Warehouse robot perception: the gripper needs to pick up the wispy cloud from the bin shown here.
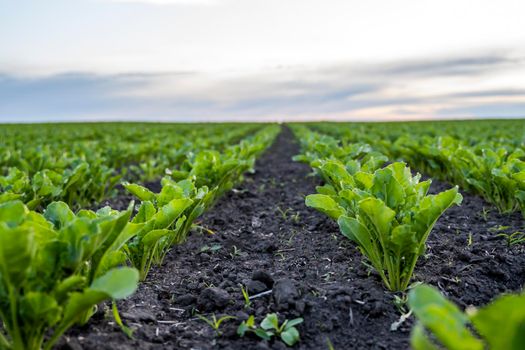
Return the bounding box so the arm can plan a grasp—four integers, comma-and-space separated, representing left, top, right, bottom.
376, 54, 517, 77
1, 50, 525, 122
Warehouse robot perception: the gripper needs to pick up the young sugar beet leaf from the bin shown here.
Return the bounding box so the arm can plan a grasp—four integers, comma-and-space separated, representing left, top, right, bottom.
408, 284, 525, 350
306, 162, 462, 291
261, 313, 304, 346
237, 313, 304, 347
0, 200, 140, 350
197, 314, 237, 336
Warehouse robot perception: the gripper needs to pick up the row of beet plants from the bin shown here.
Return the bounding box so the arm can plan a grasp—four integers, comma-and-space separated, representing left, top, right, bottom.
313, 121, 525, 218
0, 124, 259, 211
0, 125, 279, 350
291, 125, 525, 349
292, 125, 462, 292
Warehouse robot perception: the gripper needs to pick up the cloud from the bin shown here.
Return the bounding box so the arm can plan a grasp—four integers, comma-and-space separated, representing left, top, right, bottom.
371, 54, 518, 78
1, 50, 525, 122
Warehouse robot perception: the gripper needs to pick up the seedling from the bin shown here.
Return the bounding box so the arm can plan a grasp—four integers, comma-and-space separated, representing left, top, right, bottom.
237, 313, 304, 346
497, 231, 525, 246
200, 244, 222, 253
276, 206, 293, 220
230, 245, 244, 258
240, 284, 252, 309
393, 293, 409, 314
197, 314, 236, 336
467, 232, 473, 246
287, 230, 299, 244
290, 211, 301, 223
480, 207, 490, 221
488, 225, 510, 232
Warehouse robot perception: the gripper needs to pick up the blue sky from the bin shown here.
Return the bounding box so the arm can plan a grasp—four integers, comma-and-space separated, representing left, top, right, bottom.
1, 0, 525, 122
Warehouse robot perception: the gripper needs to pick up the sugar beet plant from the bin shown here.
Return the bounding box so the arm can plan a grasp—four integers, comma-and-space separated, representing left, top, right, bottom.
292, 125, 462, 291
123, 178, 203, 280
0, 200, 139, 350
306, 161, 462, 291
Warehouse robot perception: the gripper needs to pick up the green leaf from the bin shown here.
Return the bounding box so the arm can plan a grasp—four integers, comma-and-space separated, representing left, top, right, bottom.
54, 275, 86, 302
0, 225, 35, 287
157, 184, 185, 207
281, 327, 300, 346
358, 197, 395, 243
123, 183, 156, 202
237, 322, 250, 337
20, 292, 61, 327
261, 313, 279, 331
153, 198, 193, 229
254, 328, 273, 340
90, 267, 139, 300
0, 200, 28, 227
305, 194, 345, 220
285, 317, 304, 329
370, 166, 405, 210
470, 293, 525, 350
411, 323, 440, 350
53, 289, 110, 343
44, 202, 75, 229
142, 229, 172, 247
337, 216, 379, 266
408, 285, 483, 350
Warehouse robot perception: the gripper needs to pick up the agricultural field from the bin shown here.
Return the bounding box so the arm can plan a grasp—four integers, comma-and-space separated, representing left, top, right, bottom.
0, 120, 524, 349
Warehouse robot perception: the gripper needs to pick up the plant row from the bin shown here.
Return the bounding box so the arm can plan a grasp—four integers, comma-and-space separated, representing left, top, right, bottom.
311, 120, 525, 217
291, 124, 525, 349
291, 125, 462, 291
0, 125, 280, 350
0, 123, 261, 210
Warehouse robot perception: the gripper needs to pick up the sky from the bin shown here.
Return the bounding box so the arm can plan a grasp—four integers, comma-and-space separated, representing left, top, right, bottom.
1, 0, 525, 122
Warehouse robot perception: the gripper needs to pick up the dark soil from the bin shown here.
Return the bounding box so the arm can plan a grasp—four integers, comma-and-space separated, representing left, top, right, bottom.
62, 127, 525, 350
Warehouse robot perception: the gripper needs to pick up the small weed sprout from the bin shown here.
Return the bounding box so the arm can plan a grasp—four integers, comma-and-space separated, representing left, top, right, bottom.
240, 284, 252, 309
393, 294, 408, 314
276, 206, 292, 220
480, 207, 490, 221
290, 211, 301, 223
230, 245, 243, 258
497, 231, 525, 246
197, 314, 236, 336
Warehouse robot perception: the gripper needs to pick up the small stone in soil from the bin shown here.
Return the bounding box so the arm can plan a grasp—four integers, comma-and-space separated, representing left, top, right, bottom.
121, 308, 156, 322
251, 216, 262, 228
273, 279, 299, 309
247, 280, 268, 294
197, 287, 231, 311
252, 270, 274, 287
174, 293, 196, 307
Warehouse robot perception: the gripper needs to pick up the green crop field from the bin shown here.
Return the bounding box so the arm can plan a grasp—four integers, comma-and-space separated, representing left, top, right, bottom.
0, 120, 524, 349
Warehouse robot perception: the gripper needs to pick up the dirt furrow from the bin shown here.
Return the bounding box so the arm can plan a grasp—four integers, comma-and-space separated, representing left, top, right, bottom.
63, 127, 525, 350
